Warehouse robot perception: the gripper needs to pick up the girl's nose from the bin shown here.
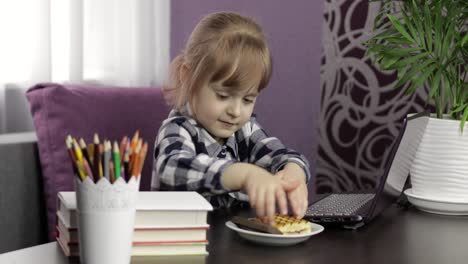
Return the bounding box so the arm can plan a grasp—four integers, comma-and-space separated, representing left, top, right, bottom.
227, 100, 241, 117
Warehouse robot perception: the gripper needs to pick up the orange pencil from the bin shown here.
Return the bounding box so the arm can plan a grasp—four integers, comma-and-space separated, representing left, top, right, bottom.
129, 131, 140, 165
133, 142, 148, 178
130, 139, 142, 175
131, 130, 139, 152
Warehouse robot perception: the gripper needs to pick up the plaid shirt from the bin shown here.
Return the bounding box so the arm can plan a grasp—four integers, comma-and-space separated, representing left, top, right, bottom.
151, 109, 311, 208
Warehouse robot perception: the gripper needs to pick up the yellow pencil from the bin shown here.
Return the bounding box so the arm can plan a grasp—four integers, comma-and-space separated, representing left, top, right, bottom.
75, 157, 87, 181
73, 138, 84, 166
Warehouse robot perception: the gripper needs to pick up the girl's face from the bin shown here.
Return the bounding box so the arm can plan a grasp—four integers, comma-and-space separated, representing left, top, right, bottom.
191, 82, 258, 144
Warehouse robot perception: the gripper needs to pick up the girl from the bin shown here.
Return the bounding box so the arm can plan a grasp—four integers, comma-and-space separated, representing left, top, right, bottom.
152, 12, 310, 224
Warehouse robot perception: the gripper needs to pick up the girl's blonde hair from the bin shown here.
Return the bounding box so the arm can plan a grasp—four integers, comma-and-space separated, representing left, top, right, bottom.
163, 12, 272, 111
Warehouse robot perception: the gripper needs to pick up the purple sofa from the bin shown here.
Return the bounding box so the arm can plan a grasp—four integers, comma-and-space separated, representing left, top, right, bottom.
26, 83, 170, 240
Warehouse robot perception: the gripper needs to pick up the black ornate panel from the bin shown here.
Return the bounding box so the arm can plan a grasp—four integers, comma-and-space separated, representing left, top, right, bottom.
317, 0, 429, 193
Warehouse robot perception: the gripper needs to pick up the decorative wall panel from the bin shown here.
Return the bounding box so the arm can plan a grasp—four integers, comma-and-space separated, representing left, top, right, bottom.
318, 0, 429, 193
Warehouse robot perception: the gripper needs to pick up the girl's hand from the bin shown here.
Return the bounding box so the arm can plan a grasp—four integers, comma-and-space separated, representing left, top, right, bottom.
276, 163, 308, 219
243, 167, 300, 225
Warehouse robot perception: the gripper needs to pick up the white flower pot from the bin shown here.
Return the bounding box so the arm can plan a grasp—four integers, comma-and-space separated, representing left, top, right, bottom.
410, 116, 468, 202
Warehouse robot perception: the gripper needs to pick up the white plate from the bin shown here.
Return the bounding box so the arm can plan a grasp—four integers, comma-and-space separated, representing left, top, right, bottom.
225, 220, 324, 246
404, 188, 468, 215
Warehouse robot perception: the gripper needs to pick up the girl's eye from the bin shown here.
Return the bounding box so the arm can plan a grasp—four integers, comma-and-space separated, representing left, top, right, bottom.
243, 98, 254, 104
216, 93, 229, 100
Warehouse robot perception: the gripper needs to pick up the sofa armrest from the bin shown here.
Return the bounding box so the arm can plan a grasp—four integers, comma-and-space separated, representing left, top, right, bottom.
0, 132, 48, 253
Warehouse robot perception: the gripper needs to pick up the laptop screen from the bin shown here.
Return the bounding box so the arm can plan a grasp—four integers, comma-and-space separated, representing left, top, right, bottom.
369, 112, 429, 218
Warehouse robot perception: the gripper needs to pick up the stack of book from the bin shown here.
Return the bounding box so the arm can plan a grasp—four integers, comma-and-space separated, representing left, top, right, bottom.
56, 192, 212, 257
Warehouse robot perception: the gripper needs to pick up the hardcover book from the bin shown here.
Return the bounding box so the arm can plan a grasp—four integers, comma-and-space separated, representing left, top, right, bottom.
57, 191, 213, 228
56, 212, 209, 243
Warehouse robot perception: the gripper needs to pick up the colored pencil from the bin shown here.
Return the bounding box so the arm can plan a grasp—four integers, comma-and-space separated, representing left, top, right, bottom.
66, 135, 81, 180
103, 140, 111, 180
72, 138, 84, 166
76, 162, 87, 181
132, 141, 147, 178
87, 143, 94, 163
92, 133, 101, 179
137, 142, 148, 177
109, 160, 115, 183
66, 131, 146, 183
121, 165, 125, 181
119, 136, 128, 163
79, 138, 91, 165
129, 131, 139, 166
123, 148, 130, 181
130, 139, 142, 175
98, 143, 104, 177
113, 141, 121, 181
83, 159, 94, 181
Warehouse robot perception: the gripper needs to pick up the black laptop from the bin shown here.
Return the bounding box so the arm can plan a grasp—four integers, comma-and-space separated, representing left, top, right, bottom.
304, 112, 430, 229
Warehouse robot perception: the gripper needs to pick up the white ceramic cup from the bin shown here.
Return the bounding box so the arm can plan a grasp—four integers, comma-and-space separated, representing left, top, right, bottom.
75, 176, 140, 264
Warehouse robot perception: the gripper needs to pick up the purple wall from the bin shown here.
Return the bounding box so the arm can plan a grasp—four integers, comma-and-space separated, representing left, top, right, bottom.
171, 0, 323, 190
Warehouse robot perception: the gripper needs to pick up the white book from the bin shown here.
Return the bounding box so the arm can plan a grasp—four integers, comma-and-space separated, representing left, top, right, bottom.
57, 191, 213, 228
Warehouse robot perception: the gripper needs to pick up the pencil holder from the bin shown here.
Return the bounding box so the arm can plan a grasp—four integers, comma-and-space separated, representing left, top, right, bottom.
74, 176, 140, 264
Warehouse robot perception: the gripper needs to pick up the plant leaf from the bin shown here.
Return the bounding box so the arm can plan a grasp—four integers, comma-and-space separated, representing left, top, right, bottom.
381, 56, 400, 70
443, 72, 452, 113
461, 106, 468, 133
385, 37, 414, 45
387, 52, 429, 70
381, 47, 422, 57
441, 24, 454, 60
426, 68, 442, 104
411, 0, 426, 50
387, 14, 415, 43
394, 59, 434, 89
370, 28, 399, 40
424, 4, 433, 52
451, 103, 467, 114
434, 1, 442, 56
400, 4, 419, 41
462, 34, 468, 47
404, 64, 437, 96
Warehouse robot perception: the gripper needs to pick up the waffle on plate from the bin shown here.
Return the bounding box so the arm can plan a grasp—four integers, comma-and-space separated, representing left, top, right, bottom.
252, 215, 311, 235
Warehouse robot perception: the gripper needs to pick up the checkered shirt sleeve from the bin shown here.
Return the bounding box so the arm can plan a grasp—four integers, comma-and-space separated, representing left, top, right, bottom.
238, 117, 311, 182
152, 118, 235, 193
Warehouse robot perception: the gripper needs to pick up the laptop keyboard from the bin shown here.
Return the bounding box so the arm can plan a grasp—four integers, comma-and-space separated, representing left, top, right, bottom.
306, 193, 375, 216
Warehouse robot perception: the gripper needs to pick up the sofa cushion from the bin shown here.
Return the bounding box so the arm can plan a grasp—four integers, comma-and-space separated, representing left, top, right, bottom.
26, 83, 169, 240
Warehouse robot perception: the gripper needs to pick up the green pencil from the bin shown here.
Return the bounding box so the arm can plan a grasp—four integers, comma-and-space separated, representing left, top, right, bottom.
113, 141, 121, 180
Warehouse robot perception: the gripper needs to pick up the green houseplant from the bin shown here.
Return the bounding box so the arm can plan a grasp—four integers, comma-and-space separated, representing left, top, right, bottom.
366, 0, 467, 129
366, 0, 468, 213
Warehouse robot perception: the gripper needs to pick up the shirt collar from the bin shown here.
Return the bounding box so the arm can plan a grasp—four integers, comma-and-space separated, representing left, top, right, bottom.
174, 104, 238, 157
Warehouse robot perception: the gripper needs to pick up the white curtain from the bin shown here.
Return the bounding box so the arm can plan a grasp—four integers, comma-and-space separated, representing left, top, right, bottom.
0, 0, 170, 133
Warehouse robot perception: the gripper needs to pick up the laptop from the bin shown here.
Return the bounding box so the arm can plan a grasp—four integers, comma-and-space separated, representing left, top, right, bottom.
304, 112, 430, 229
